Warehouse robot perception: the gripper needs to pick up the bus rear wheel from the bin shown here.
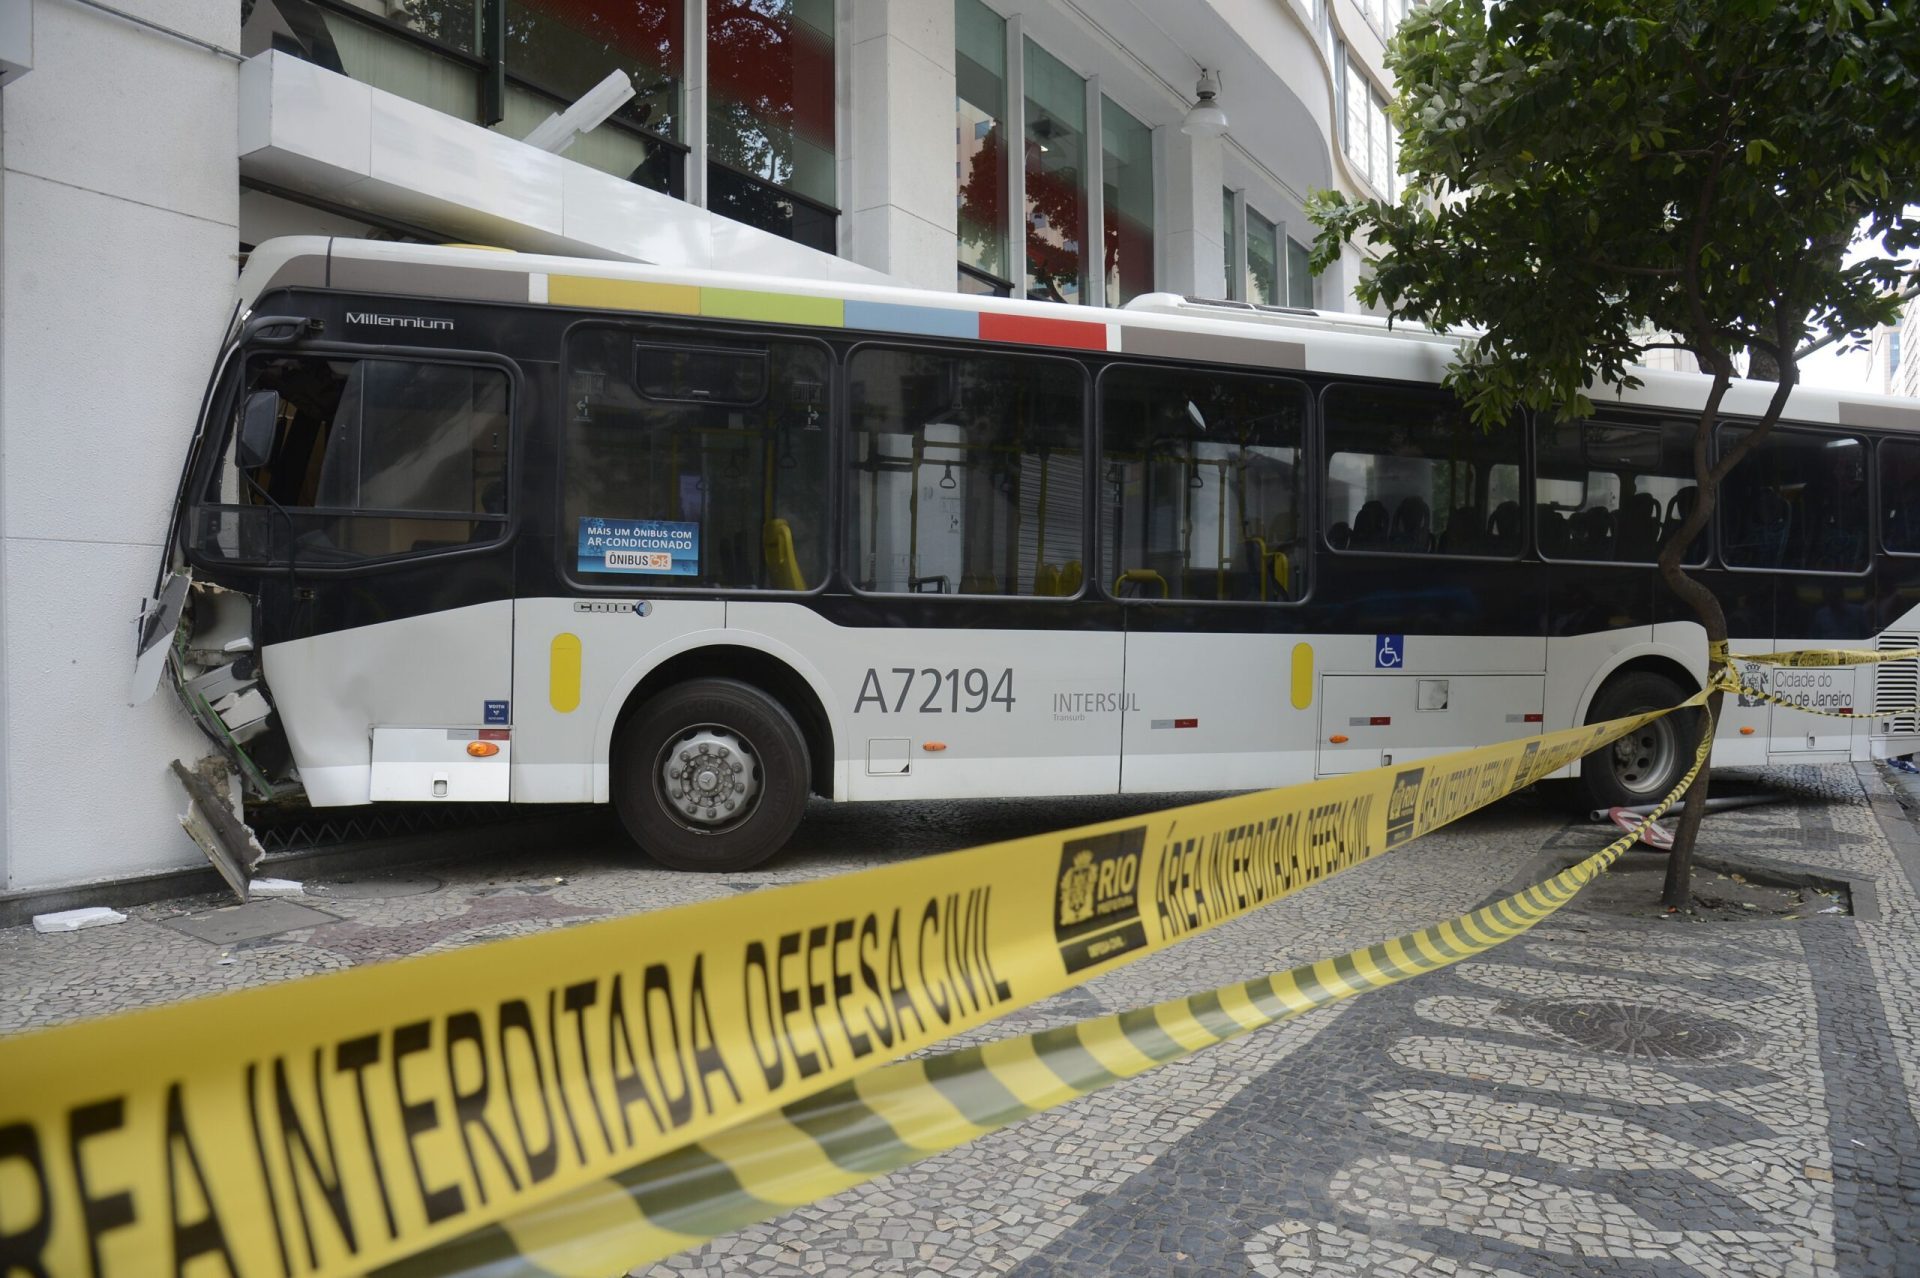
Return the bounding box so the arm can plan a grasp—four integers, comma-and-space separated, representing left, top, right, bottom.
613, 678, 809, 872
1579, 671, 1698, 811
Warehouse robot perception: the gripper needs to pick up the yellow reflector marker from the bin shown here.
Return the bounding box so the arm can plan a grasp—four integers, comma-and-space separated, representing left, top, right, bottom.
466, 741, 499, 758
551, 632, 583, 713
1291, 642, 1314, 709
548, 275, 701, 314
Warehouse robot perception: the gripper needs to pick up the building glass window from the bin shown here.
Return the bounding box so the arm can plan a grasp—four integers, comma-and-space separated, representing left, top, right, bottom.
1721, 427, 1868, 572
1286, 236, 1313, 309
501, 0, 685, 196
1102, 98, 1154, 306
1246, 208, 1280, 306
849, 347, 1084, 596
708, 0, 838, 252
1222, 188, 1238, 300
565, 326, 831, 590
1342, 59, 1396, 196
956, 0, 1010, 289
1324, 385, 1522, 556
1023, 38, 1087, 306
244, 0, 483, 122
1101, 366, 1309, 602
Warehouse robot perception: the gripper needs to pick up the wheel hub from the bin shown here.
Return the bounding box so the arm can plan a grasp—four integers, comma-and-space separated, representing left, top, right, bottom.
659, 727, 760, 829
1610, 716, 1677, 795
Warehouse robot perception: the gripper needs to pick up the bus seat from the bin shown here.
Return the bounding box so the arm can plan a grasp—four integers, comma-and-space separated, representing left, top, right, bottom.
763, 518, 806, 590
1390, 496, 1432, 551
1060, 560, 1084, 594
1440, 505, 1483, 554
1575, 507, 1615, 558
1351, 501, 1390, 549
1034, 563, 1062, 596
1617, 493, 1661, 560
1328, 521, 1352, 549
1536, 505, 1570, 557
1487, 501, 1520, 550
1114, 568, 1169, 598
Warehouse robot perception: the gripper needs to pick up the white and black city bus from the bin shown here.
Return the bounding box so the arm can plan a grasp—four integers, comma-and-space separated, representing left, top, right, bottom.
143, 237, 1920, 870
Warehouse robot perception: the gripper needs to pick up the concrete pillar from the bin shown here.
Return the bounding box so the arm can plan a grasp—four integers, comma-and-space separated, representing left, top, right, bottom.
1158, 123, 1227, 299
0, 0, 240, 891
845, 0, 957, 291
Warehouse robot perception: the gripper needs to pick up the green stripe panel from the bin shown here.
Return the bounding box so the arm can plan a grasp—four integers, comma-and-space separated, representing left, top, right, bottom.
701, 287, 846, 327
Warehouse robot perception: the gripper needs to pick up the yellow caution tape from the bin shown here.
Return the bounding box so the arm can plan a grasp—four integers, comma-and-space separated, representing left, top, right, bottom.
1723, 643, 1920, 669
0, 693, 1705, 1277
385, 713, 1718, 1278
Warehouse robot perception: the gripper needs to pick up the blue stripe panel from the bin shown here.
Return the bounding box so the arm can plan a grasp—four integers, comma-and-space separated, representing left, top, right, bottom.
844, 300, 979, 340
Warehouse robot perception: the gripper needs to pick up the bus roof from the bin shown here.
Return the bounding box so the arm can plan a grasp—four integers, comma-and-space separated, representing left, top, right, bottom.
237, 236, 1920, 434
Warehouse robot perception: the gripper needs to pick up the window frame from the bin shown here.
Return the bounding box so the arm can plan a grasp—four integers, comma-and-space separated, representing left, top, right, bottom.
1094, 360, 1317, 608
184, 341, 523, 578
1317, 380, 1528, 565
1530, 411, 1712, 569
1877, 434, 1920, 558
842, 337, 1093, 605
557, 317, 837, 598
1715, 419, 1874, 578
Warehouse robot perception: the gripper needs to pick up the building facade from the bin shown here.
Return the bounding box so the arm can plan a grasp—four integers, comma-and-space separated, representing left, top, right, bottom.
0, 0, 1407, 893
1868, 299, 1920, 401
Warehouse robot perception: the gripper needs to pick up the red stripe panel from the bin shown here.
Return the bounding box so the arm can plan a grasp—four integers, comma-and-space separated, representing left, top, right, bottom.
978, 311, 1109, 351
1174, 718, 1199, 729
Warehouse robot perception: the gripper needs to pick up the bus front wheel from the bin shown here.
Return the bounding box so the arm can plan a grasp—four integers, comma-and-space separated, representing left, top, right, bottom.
1579, 671, 1699, 811
613, 678, 810, 872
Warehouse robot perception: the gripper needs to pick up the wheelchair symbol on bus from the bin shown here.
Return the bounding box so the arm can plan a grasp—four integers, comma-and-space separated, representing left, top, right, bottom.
1375, 634, 1404, 669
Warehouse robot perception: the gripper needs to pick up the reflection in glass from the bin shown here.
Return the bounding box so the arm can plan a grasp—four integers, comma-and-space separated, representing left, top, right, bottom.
1023, 38, 1087, 305
708, 0, 836, 207
1246, 208, 1279, 306
504, 0, 681, 138
1222, 188, 1237, 299
956, 0, 1009, 285
1534, 416, 1705, 563
1102, 98, 1154, 305
1287, 236, 1314, 309
1720, 427, 1868, 572
242, 0, 483, 120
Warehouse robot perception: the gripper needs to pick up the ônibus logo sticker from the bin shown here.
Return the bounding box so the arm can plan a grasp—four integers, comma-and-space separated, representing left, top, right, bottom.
578, 517, 699, 576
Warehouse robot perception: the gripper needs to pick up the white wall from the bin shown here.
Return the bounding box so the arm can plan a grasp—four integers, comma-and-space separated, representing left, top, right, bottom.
0, 0, 240, 891
846, 0, 958, 290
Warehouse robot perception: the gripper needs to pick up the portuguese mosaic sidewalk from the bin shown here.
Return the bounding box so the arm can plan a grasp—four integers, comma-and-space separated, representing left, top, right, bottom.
3, 762, 1919, 1277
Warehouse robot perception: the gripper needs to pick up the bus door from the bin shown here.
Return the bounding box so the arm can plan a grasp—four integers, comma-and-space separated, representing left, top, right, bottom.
1102, 366, 1315, 793
1720, 425, 1871, 761
183, 339, 519, 806
1311, 384, 1546, 777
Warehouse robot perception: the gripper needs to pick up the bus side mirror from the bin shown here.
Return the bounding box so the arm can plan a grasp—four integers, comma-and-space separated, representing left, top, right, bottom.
237, 390, 281, 470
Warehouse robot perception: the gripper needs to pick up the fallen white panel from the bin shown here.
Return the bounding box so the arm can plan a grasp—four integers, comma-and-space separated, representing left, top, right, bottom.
33, 906, 127, 934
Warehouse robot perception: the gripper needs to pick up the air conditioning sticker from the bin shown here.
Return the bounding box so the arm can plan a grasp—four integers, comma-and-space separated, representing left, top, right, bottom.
578, 517, 699, 576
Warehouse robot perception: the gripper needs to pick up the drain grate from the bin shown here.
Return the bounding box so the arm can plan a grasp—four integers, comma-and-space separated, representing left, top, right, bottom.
1510, 999, 1750, 1061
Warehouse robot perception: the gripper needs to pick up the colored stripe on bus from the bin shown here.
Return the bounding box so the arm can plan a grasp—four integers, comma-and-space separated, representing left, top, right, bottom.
547, 275, 701, 315
978, 311, 1110, 351
843, 300, 979, 340
701, 287, 845, 328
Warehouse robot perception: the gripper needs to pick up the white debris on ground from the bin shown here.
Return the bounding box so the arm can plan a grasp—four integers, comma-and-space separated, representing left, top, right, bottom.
248, 878, 304, 897
31, 906, 127, 934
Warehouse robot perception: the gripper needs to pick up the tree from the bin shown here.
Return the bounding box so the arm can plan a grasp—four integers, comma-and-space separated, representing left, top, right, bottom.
1310, 0, 1920, 908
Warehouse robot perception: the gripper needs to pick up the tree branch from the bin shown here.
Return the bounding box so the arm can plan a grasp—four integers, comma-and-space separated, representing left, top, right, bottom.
1794, 281, 1920, 360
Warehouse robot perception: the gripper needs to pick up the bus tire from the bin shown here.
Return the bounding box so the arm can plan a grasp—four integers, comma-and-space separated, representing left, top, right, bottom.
613, 678, 810, 872
1579, 671, 1699, 811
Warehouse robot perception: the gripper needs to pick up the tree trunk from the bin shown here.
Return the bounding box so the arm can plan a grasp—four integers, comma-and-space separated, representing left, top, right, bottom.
1653, 501, 1725, 912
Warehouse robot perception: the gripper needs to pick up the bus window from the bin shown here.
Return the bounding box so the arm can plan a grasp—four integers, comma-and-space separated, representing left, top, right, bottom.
1098, 365, 1308, 602
1323, 385, 1521, 557
1720, 425, 1868, 572
1882, 439, 1920, 554
848, 346, 1083, 596
565, 328, 830, 590
193, 355, 509, 565
1533, 416, 1705, 563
